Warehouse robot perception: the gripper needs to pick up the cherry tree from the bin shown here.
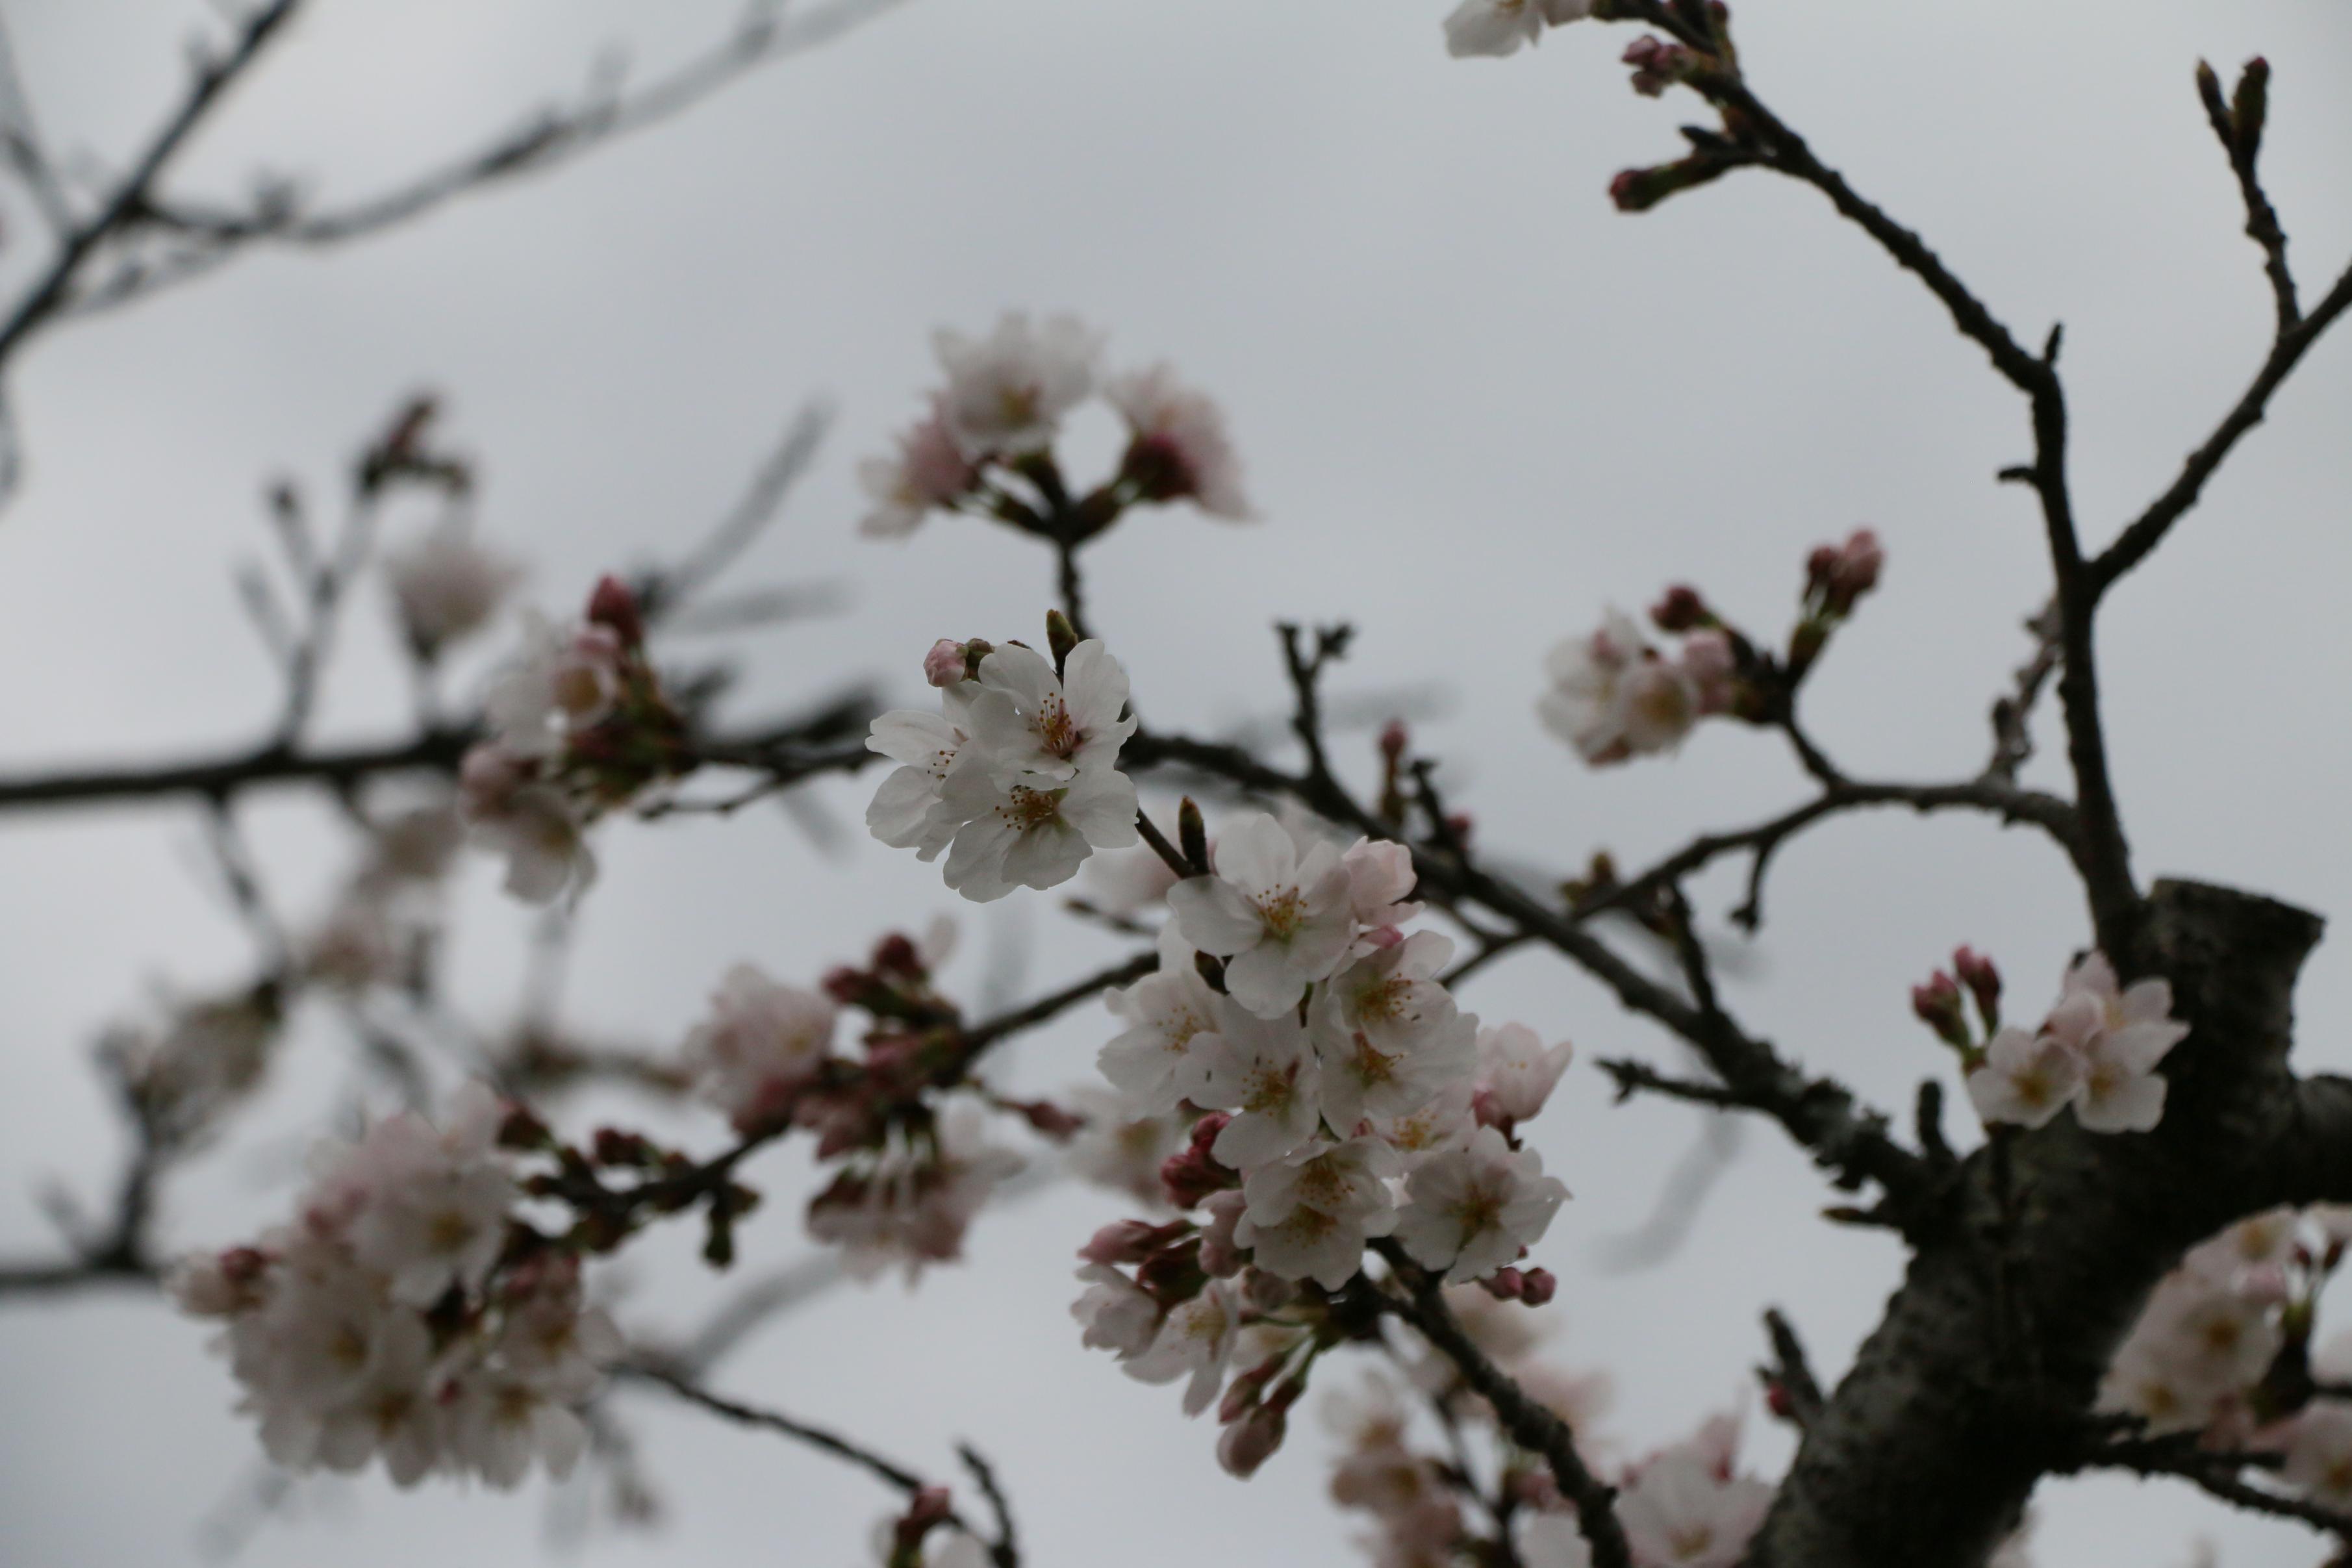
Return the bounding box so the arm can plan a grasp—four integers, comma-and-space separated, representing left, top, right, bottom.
3, 3, 2352, 1567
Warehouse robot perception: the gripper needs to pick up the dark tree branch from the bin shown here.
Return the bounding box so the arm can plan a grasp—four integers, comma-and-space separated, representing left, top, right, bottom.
2071, 1433, 2352, 1539
0, 1, 304, 374
2089, 257, 2352, 600
1374, 1241, 1632, 1568
1760, 1307, 1826, 1430
621, 1361, 946, 1499
956, 1443, 1022, 1568
2194, 58, 2299, 335
49, 1, 915, 327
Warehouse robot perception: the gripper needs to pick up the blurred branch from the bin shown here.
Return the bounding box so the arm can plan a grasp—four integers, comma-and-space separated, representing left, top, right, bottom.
41, 0, 917, 327
0, 0, 303, 380
639, 401, 835, 626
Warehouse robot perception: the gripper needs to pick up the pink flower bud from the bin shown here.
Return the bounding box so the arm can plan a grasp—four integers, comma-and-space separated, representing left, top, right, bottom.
1483, 1267, 1528, 1301
1378, 720, 1410, 763
1217, 1400, 1289, 1479
585, 574, 644, 647
1218, 1355, 1281, 1424
1911, 971, 1970, 1048
1519, 1267, 1558, 1306
1650, 584, 1710, 632
1953, 945, 2001, 1028
1079, 1219, 1186, 1267
923, 639, 970, 689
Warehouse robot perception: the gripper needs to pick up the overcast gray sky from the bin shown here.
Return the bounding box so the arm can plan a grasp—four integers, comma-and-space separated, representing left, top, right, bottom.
3, 1, 2350, 1563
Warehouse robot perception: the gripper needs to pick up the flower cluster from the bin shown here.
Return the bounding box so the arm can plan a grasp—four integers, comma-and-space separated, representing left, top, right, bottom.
1070, 811, 1574, 1473
169, 1083, 618, 1487
865, 624, 1141, 902
676, 929, 1026, 1281
2099, 1207, 2352, 1450
1539, 608, 1734, 766
1928, 951, 2189, 1134
859, 311, 1250, 540
458, 575, 689, 904
1540, 531, 1888, 768
1443, 0, 1591, 60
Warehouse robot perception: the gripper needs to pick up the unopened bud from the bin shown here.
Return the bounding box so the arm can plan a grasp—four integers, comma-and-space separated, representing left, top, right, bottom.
1217, 1398, 1289, 1479
1178, 796, 1210, 876
923, 639, 970, 689
1483, 1267, 1527, 1301
872, 933, 924, 976
1911, 971, 1971, 1050
1044, 609, 1080, 674
1010, 1097, 1083, 1140
1650, 584, 1710, 632
1079, 1219, 1187, 1267
1519, 1267, 1558, 1306
585, 574, 644, 647
2232, 57, 2270, 160
1953, 946, 2001, 1030
592, 1127, 653, 1167
497, 1104, 551, 1150
1378, 720, 1410, 763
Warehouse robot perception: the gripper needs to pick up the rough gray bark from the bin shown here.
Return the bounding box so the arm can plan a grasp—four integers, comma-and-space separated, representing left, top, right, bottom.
1749, 879, 2326, 1567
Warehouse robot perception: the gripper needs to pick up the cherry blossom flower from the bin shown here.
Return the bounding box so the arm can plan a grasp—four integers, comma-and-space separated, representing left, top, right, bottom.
1064, 1083, 1189, 1208
684, 964, 839, 1132
1107, 362, 1253, 520
1394, 1126, 1568, 1283
1964, 1024, 2084, 1130
1315, 980, 1476, 1133
483, 612, 625, 759
1444, 0, 1589, 59
1123, 1280, 1242, 1415
444, 1366, 592, 1489
1343, 838, 1424, 935
1173, 1000, 1325, 1170
1072, 1261, 1164, 1357
457, 741, 597, 905
1367, 1081, 1476, 1167
933, 312, 1102, 457
865, 686, 982, 860
1237, 1137, 1402, 1290
2043, 954, 2189, 1134
382, 515, 521, 657
2285, 1402, 2352, 1508
1539, 609, 1703, 766
343, 1083, 518, 1306
933, 761, 1141, 902
858, 403, 978, 538
805, 1108, 1022, 1281
1099, 925, 1222, 1113
1617, 1434, 1775, 1568
1167, 811, 1356, 1017
1473, 1020, 1575, 1128
967, 640, 1137, 786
